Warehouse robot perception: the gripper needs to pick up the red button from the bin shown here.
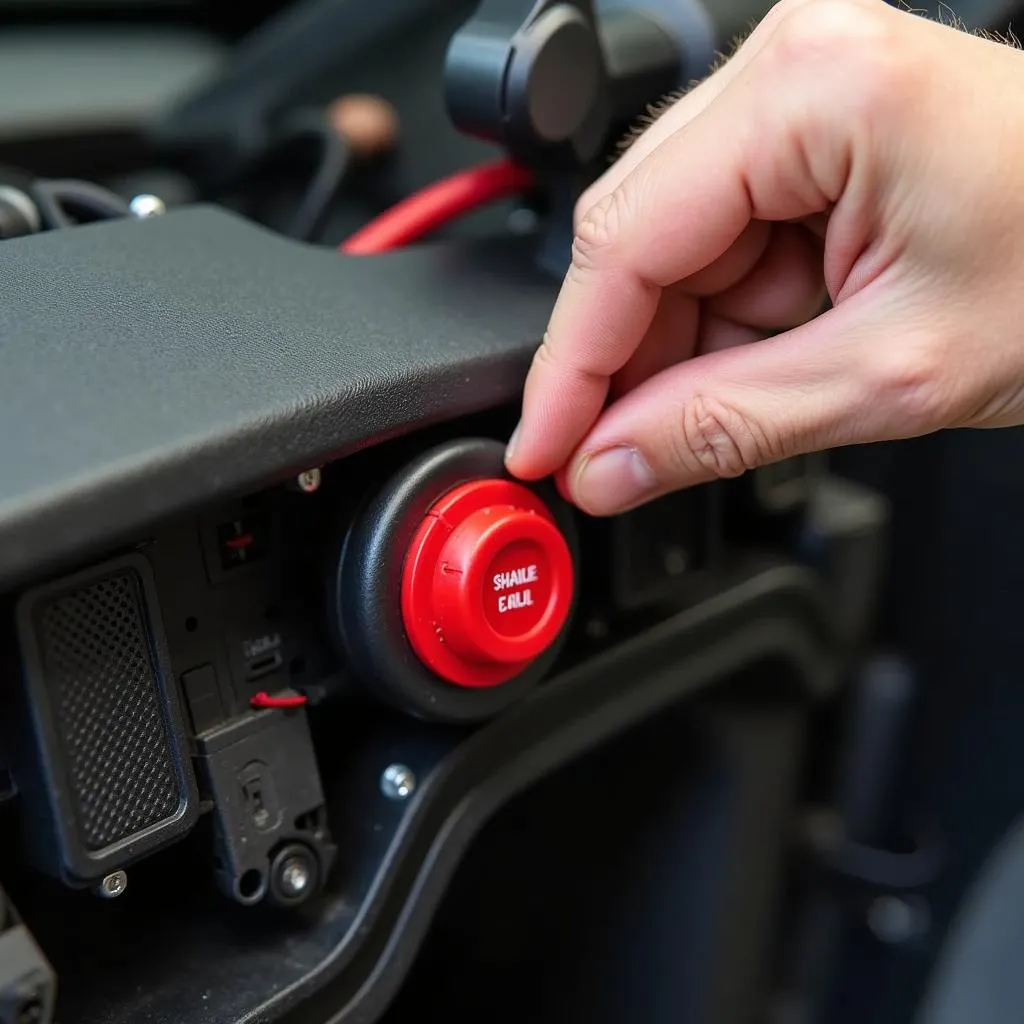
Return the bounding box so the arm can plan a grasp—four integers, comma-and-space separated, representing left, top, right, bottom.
401, 479, 574, 688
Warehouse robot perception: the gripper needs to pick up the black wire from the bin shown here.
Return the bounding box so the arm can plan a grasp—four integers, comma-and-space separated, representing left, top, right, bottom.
29, 179, 132, 231
279, 117, 353, 242
210, 113, 354, 243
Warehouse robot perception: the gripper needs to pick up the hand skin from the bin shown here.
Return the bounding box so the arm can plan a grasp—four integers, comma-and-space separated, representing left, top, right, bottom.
504, 0, 1024, 516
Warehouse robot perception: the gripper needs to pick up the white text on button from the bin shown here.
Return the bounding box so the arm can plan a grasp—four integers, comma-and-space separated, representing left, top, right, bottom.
493, 564, 538, 591
498, 589, 534, 613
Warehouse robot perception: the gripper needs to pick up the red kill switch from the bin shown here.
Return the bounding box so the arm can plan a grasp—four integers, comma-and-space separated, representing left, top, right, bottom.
401, 479, 574, 688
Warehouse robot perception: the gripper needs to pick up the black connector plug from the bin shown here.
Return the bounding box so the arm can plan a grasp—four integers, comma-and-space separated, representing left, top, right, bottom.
444, 0, 716, 173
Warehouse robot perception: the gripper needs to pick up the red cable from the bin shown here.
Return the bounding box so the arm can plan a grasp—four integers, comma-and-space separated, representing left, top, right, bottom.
251, 691, 308, 710
340, 158, 535, 255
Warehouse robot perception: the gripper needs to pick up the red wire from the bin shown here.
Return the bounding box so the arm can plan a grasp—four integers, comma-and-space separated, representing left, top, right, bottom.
340, 158, 535, 255
251, 691, 308, 709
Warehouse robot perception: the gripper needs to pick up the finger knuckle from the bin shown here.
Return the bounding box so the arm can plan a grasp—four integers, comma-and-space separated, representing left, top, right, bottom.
758, 0, 820, 33
773, 1, 862, 62
670, 394, 782, 480
772, 0, 907, 107
571, 185, 634, 280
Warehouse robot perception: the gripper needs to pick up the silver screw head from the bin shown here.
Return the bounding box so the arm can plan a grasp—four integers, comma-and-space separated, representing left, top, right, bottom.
662, 546, 688, 575
129, 194, 166, 219
278, 856, 312, 897
296, 468, 322, 494
381, 763, 416, 801
507, 206, 539, 235
99, 870, 128, 898
867, 894, 930, 944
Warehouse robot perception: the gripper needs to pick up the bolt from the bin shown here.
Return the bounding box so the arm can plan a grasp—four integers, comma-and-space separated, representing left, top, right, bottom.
381, 763, 416, 801
867, 894, 930, 944
267, 844, 318, 907
295, 468, 322, 494
129, 194, 166, 219
99, 870, 128, 898
662, 546, 688, 575
277, 856, 312, 898
507, 206, 539, 235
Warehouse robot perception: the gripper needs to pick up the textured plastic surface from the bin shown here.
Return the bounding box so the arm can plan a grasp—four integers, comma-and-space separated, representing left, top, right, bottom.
32, 571, 181, 850
13, 553, 199, 884
0, 206, 558, 592
401, 478, 574, 686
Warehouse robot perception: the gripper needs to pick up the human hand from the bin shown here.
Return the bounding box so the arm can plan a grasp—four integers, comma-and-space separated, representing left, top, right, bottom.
504, 0, 1024, 515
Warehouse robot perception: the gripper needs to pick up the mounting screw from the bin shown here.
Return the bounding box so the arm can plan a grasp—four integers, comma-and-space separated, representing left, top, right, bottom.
129, 194, 166, 219
98, 870, 128, 899
268, 843, 319, 907
295, 468, 322, 494
867, 894, 930, 944
507, 206, 539, 235
381, 763, 416, 801
662, 546, 688, 575
279, 856, 311, 898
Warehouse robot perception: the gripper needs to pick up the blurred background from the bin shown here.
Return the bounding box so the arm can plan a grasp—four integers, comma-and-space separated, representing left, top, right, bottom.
0, 0, 1013, 241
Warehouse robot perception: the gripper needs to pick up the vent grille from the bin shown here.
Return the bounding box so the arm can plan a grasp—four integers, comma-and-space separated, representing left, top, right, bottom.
36, 570, 181, 850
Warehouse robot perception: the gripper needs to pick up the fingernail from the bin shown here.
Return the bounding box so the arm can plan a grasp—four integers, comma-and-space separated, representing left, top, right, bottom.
505, 422, 521, 464
573, 445, 658, 515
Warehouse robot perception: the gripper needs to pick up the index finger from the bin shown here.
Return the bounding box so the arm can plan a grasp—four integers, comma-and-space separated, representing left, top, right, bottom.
505, 0, 865, 481
506, 104, 755, 479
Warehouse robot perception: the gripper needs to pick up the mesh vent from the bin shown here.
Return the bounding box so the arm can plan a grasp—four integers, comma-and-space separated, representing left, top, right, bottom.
36, 570, 181, 851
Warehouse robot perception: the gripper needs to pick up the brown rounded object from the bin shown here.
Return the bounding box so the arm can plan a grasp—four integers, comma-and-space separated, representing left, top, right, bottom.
326, 94, 399, 158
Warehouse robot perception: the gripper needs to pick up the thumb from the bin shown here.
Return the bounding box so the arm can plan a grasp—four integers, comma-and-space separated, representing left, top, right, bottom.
563, 298, 937, 515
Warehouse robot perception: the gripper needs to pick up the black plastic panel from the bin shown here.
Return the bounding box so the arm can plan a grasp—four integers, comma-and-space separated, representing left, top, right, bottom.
384, 692, 808, 1024
0, 207, 557, 592
7, 560, 834, 1024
